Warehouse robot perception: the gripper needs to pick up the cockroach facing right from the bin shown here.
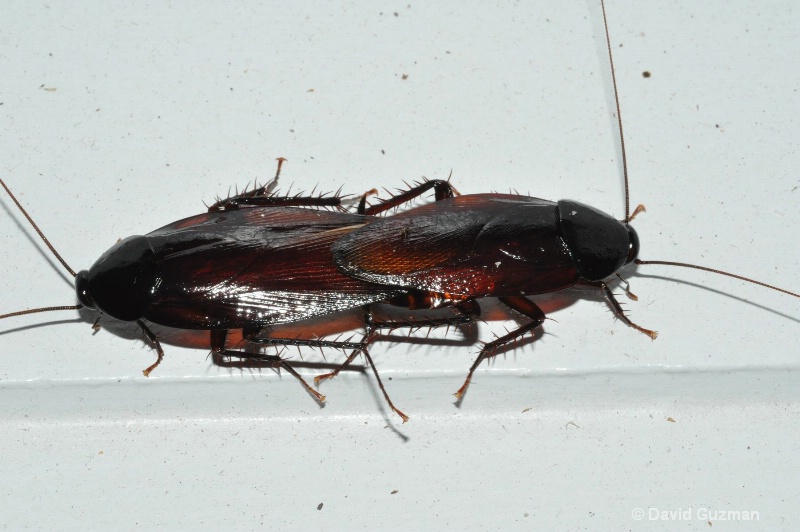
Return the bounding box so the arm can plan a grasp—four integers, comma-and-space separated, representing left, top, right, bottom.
322, 0, 800, 402
2, 1, 799, 424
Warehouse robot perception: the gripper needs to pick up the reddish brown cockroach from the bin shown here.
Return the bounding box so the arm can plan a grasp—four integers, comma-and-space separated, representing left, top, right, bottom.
321, 0, 800, 403
1, 161, 462, 422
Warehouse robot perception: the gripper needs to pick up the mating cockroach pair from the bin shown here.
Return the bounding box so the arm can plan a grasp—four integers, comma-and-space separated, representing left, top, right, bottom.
2, 1, 798, 423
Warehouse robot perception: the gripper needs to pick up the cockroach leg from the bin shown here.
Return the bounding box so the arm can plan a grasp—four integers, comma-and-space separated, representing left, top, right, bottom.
454, 296, 545, 400
210, 329, 326, 403
311, 306, 411, 422
316, 299, 480, 385
363, 179, 457, 215
312, 307, 377, 389
314, 349, 363, 386
596, 282, 657, 339
361, 346, 409, 423
246, 336, 367, 351
208, 193, 342, 212
615, 273, 639, 301
356, 189, 379, 215
137, 320, 165, 377
207, 157, 342, 212
313, 300, 479, 423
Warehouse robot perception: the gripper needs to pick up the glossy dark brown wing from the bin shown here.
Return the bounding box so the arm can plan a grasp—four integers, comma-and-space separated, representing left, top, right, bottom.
142, 207, 398, 329
332, 194, 580, 297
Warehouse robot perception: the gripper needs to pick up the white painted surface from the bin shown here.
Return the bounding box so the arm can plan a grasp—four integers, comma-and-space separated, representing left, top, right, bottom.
1, 1, 798, 529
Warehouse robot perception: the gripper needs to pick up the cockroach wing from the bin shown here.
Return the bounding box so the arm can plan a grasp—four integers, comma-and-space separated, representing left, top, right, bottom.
332, 194, 580, 298
141, 207, 399, 329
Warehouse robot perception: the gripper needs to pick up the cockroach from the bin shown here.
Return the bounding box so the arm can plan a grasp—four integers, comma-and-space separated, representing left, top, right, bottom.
0, 159, 461, 422
319, 0, 800, 401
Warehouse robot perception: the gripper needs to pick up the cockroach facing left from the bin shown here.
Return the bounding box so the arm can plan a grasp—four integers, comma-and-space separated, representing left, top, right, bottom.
0, 161, 464, 422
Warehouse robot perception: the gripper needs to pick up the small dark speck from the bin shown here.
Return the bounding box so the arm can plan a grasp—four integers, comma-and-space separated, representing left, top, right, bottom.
642, 70, 651, 78
715, 124, 720, 128
289, 129, 295, 133
317, 503, 323, 510
49, 52, 53, 57
401, 74, 409, 80
791, 186, 797, 192
381, 149, 386, 154
394, 11, 399, 16
230, 87, 234, 91
391, 490, 398, 494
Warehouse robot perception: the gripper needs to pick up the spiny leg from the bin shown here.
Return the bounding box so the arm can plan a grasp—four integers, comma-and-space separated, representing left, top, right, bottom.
314, 301, 481, 422
212, 194, 341, 211
315, 300, 481, 384
138, 320, 165, 377
595, 281, 657, 339
208, 157, 342, 212
240, 311, 411, 422
454, 296, 545, 400
210, 329, 326, 403
312, 307, 381, 386
361, 179, 458, 215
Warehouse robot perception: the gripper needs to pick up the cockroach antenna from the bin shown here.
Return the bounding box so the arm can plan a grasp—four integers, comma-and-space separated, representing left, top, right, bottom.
598, 0, 800, 302
0, 178, 83, 320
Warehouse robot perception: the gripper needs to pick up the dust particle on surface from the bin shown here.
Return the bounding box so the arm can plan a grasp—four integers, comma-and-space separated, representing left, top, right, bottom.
642, 70, 651, 78
317, 503, 323, 510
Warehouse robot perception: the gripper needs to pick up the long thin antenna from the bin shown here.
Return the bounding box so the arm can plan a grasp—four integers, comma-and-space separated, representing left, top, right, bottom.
0, 178, 78, 277
635, 259, 800, 299
1, 305, 83, 320
600, 0, 631, 223
1, 178, 82, 320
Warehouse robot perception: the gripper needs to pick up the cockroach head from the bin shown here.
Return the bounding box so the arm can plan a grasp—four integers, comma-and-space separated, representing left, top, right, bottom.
626, 224, 639, 265
557, 200, 639, 282
75, 236, 157, 322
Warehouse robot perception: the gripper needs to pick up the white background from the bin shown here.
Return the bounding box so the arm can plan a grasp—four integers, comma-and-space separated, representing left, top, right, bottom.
1, 0, 798, 529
